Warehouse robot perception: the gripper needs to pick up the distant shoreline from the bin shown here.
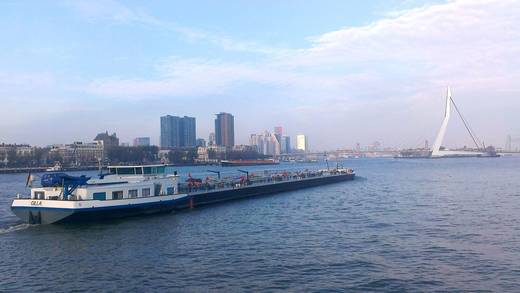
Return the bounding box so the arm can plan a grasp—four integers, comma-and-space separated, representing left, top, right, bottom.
0, 162, 223, 174
0, 166, 99, 174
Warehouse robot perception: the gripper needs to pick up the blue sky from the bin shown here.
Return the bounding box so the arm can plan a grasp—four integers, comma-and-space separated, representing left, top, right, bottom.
1, 0, 519, 150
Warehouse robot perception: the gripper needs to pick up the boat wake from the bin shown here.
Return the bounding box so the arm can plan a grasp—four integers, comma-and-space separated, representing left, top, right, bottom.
0, 223, 33, 235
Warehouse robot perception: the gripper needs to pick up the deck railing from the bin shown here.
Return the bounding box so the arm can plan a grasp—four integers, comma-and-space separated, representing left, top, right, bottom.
177, 169, 352, 194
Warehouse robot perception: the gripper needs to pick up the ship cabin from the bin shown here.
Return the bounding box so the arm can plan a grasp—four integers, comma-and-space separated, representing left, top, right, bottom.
28, 164, 179, 201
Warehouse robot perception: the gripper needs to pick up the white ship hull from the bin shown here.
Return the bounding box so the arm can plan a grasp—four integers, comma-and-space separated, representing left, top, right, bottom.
11, 194, 187, 224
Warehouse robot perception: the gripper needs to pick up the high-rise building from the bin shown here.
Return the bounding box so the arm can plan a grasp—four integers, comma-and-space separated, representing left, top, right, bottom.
160, 115, 179, 148
281, 136, 291, 154
180, 116, 196, 147
506, 135, 512, 152
250, 131, 280, 156
215, 112, 234, 147
296, 134, 308, 152
208, 132, 215, 146
196, 138, 206, 147
133, 137, 150, 147
160, 115, 196, 148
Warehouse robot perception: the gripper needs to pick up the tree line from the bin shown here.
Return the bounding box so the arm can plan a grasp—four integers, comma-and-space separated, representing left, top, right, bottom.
1, 145, 268, 168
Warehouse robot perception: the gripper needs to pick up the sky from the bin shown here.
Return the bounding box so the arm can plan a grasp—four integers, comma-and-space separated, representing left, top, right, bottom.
1, 0, 519, 150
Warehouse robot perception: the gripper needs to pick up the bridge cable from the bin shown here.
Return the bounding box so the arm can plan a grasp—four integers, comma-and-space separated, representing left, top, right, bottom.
450, 98, 483, 150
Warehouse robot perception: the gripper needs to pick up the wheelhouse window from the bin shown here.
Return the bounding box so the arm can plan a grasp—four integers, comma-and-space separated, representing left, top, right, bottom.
112, 191, 123, 200
128, 189, 138, 198
108, 165, 166, 175
142, 188, 150, 197
167, 187, 175, 195
93, 192, 106, 200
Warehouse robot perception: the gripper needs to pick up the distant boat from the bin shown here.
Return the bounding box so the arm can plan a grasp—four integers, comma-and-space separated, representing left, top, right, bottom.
296, 159, 319, 163
46, 162, 62, 172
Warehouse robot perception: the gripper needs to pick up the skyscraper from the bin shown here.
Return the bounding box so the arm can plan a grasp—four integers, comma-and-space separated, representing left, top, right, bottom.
180, 116, 196, 147
296, 134, 308, 152
161, 115, 180, 148
281, 136, 291, 154
208, 132, 215, 146
215, 112, 234, 147
160, 115, 196, 148
250, 131, 280, 157
196, 138, 206, 147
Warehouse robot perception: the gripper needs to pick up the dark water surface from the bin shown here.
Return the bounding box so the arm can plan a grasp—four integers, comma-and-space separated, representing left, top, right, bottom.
1, 158, 520, 292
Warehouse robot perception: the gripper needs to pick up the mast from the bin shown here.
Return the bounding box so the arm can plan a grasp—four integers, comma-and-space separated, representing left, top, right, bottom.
431, 87, 452, 157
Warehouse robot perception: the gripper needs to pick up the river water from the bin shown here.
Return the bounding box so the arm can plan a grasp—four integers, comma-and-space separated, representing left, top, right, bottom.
1, 157, 520, 292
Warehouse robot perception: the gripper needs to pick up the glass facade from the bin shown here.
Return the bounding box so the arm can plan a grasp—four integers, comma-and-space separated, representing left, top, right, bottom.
160, 115, 196, 148
215, 112, 234, 147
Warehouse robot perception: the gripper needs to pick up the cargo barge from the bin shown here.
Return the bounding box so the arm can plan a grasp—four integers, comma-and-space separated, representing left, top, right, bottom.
176, 169, 355, 209
11, 164, 355, 224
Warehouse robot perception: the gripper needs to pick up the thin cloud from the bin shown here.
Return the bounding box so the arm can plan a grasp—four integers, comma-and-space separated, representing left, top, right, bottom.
4, 0, 520, 147
64, 0, 283, 55
83, 0, 520, 148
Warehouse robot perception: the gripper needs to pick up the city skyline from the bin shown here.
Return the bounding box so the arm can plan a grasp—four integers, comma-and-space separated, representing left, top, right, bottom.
1, 1, 520, 149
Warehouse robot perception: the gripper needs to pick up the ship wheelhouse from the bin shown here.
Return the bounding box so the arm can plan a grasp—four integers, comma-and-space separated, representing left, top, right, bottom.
107, 164, 167, 176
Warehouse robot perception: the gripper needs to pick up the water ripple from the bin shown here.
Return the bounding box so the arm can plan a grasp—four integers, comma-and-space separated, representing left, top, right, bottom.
1, 158, 520, 291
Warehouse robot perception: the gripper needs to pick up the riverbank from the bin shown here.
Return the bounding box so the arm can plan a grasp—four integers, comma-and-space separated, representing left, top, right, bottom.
0, 166, 99, 174
0, 162, 223, 174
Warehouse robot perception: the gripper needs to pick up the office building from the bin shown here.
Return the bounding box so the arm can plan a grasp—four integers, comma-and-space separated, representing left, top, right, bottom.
208, 132, 215, 146
180, 116, 196, 147
50, 141, 103, 164
160, 115, 196, 148
296, 134, 308, 152
281, 136, 291, 154
250, 131, 280, 157
160, 115, 179, 148
196, 138, 206, 147
133, 137, 150, 147
215, 112, 234, 147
